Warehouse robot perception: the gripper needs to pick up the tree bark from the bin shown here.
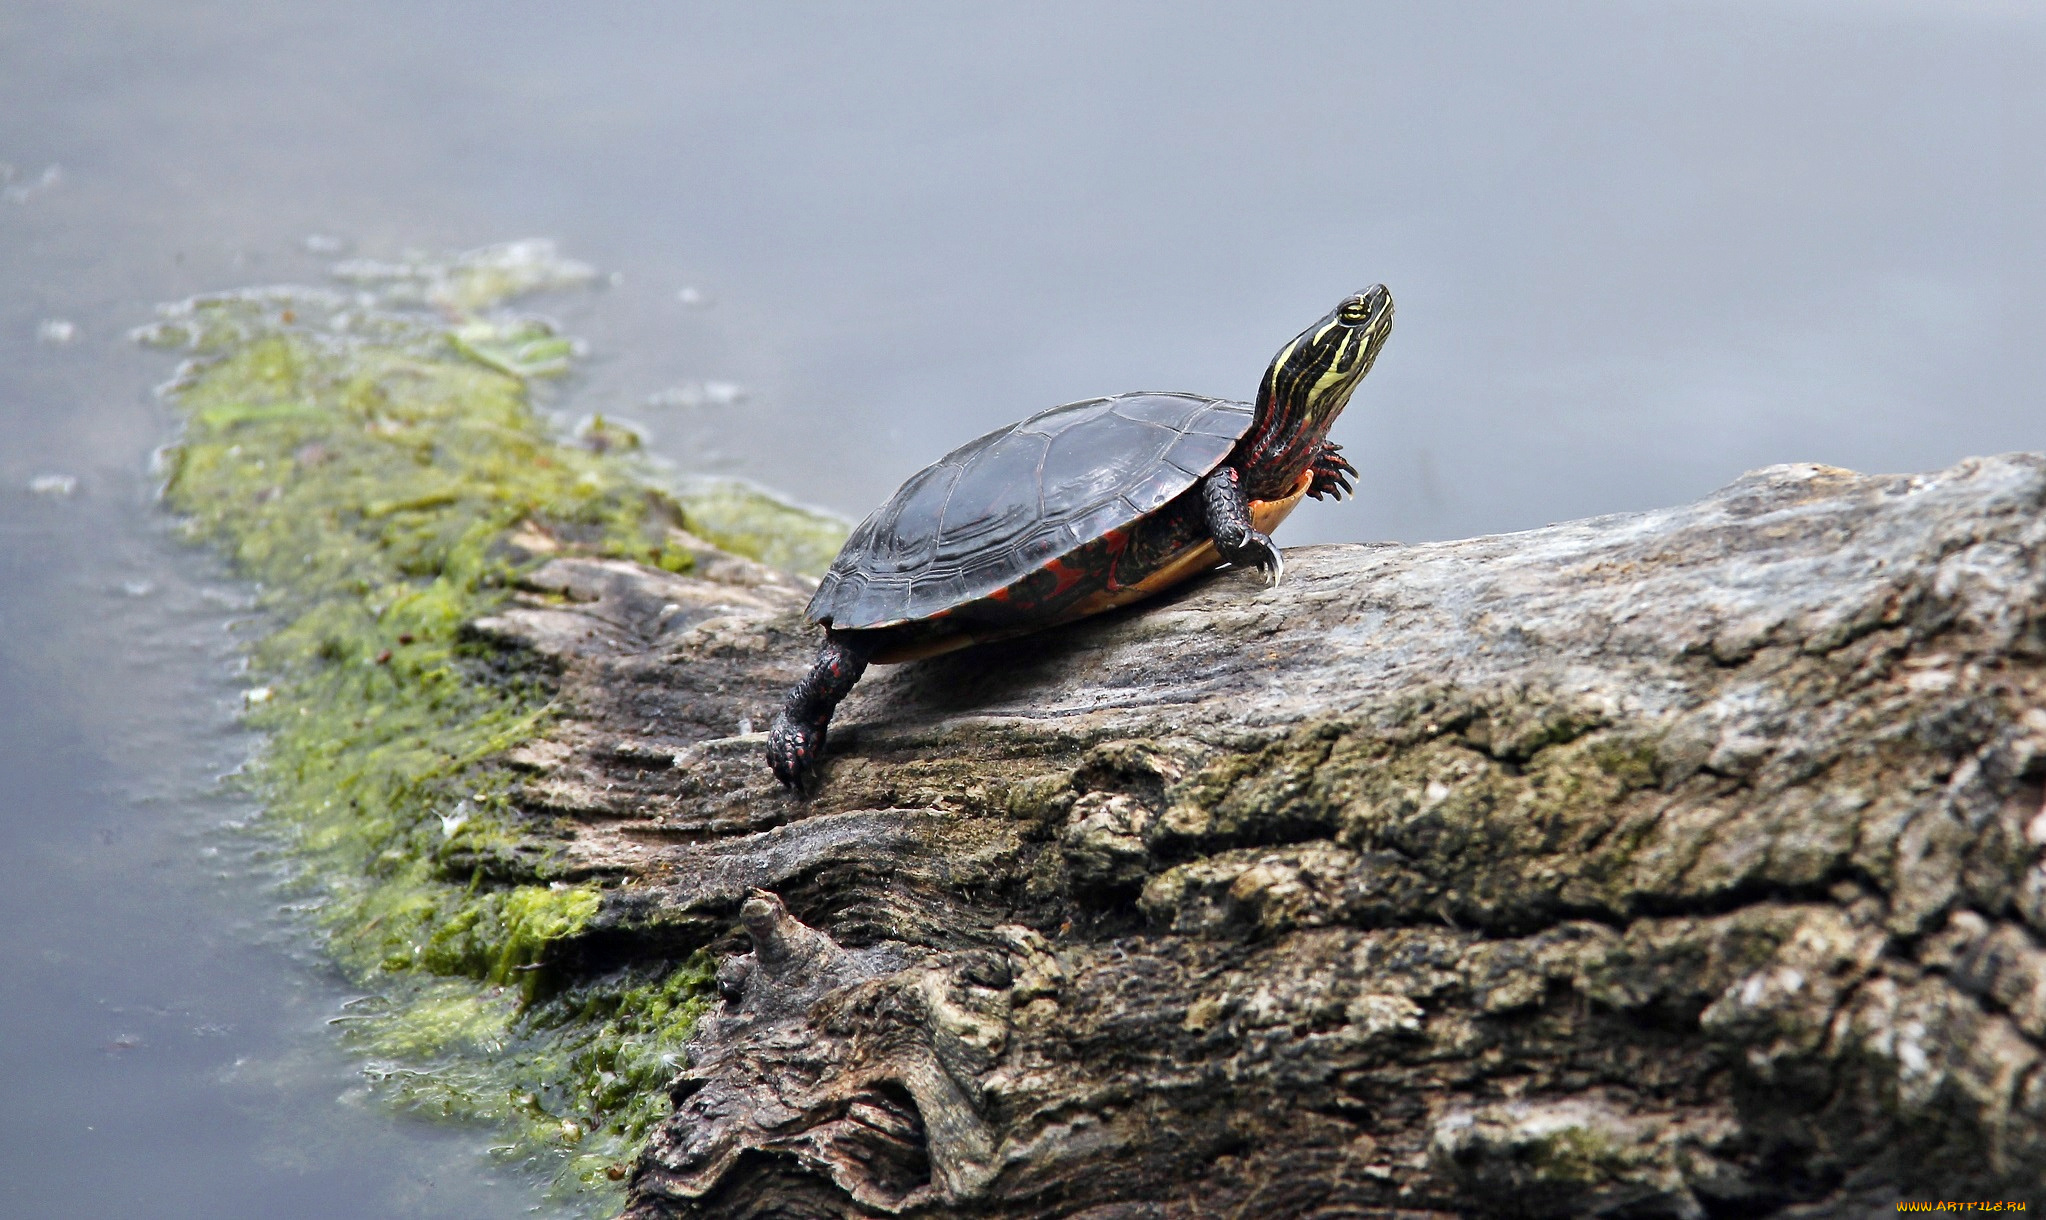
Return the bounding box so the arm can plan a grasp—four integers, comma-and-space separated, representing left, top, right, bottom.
475, 456, 2046, 1218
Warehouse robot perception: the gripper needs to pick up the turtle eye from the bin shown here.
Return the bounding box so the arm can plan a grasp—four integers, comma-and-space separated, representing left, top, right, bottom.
1338, 299, 1371, 325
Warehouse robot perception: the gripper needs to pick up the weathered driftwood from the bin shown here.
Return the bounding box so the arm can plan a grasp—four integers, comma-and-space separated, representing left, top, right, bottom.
475, 456, 2046, 1218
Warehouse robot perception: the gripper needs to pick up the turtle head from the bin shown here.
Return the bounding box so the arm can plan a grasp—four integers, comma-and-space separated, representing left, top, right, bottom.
1255, 285, 1394, 436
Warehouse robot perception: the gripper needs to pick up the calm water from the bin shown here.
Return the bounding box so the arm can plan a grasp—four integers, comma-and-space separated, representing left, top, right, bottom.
2, 2, 2041, 1216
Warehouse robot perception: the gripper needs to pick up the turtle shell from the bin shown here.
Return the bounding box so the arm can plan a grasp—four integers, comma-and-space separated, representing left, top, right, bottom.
809, 391, 1254, 631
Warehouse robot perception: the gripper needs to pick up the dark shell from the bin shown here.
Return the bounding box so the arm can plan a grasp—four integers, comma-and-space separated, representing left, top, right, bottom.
809, 392, 1253, 630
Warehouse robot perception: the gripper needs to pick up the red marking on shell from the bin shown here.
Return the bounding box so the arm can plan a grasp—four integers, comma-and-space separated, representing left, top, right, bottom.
1039, 558, 1083, 599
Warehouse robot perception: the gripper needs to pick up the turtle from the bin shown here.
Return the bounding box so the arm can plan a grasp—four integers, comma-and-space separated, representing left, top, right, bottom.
767, 285, 1394, 789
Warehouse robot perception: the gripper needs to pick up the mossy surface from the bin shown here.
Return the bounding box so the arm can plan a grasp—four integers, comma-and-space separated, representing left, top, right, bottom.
141, 249, 842, 1211
666, 474, 849, 580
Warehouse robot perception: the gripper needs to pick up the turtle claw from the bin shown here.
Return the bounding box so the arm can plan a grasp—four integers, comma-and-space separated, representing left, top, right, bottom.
1244, 529, 1284, 587
1308, 443, 1359, 501
766, 711, 823, 793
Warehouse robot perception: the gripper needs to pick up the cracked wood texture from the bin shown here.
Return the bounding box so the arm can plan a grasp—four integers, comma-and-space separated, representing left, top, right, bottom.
475, 456, 2046, 1219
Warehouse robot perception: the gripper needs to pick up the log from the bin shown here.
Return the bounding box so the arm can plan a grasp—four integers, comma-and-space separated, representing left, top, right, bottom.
476, 455, 2046, 1218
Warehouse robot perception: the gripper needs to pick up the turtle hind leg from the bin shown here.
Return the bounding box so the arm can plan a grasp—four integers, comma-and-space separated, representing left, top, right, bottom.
1201, 465, 1283, 586
767, 630, 874, 791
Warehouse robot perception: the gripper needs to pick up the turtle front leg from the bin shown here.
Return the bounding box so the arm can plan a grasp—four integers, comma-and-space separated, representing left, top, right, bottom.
767, 630, 874, 791
1201, 466, 1283, 587
1307, 440, 1357, 501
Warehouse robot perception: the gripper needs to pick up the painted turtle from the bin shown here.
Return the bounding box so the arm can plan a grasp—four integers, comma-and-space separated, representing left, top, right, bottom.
767, 286, 1394, 788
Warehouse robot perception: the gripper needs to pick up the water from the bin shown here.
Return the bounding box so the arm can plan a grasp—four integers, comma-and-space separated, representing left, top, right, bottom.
1, 2, 2040, 1216
0, 495, 536, 1217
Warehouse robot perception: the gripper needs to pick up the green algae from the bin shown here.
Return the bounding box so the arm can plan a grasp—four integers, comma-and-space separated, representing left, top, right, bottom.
141, 248, 841, 1211
328, 238, 603, 315
341, 957, 717, 1193
1521, 1124, 1631, 1188
668, 473, 850, 580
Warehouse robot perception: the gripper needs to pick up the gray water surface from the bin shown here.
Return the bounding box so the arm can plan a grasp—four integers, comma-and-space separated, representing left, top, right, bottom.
0, 492, 540, 1218
2, 2, 2041, 1216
